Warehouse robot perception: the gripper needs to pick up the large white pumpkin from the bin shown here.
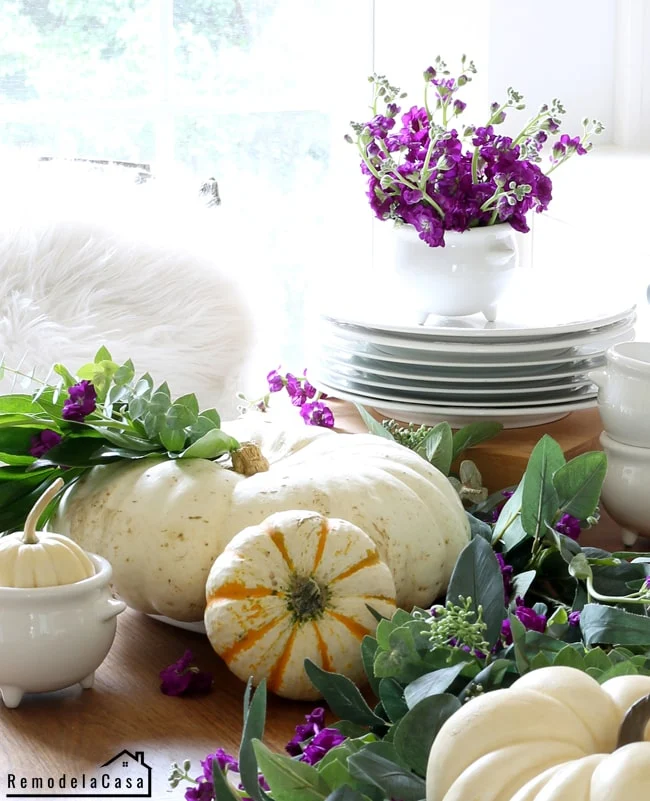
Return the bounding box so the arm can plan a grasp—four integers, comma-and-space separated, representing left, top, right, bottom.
426, 666, 650, 801
53, 415, 469, 620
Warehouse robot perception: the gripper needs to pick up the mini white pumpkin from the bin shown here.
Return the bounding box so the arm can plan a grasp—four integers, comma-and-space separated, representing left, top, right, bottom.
426, 665, 650, 801
52, 415, 469, 620
0, 478, 95, 587
204, 509, 396, 699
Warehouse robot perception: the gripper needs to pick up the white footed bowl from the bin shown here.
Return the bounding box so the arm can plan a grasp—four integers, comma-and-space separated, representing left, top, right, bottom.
392, 222, 518, 323
600, 432, 650, 547
0, 553, 125, 708
590, 342, 650, 448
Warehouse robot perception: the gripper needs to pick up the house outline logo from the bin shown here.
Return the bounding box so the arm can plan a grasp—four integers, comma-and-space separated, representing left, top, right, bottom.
97, 750, 152, 797
4, 749, 152, 798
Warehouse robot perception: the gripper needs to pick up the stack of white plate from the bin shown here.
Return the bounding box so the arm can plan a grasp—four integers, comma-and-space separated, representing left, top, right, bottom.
310, 288, 636, 429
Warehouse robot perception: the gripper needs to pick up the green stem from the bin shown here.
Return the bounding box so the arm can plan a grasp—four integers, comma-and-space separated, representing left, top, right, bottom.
471, 148, 480, 184
397, 173, 445, 218
585, 576, 650, 606
424, 82, 431, 119
419, 136, 437, 191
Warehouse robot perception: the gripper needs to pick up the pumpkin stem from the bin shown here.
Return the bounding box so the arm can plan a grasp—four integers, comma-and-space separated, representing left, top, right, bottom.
616, 693, 650, 748
22, 477, 65, 545
287, 575, 328, 622
231, 441, 270, 477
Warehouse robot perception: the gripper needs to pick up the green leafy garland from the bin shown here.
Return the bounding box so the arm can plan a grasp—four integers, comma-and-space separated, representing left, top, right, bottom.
0, 347, 240, 532
170, 423, 650, 801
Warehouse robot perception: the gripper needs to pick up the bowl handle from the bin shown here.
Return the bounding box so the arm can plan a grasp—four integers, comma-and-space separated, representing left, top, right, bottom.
97, 597, 127, 622
588, 368, 608, 390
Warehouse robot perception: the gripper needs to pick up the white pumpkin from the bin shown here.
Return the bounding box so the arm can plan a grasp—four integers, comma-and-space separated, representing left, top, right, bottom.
52, 415, 469, 620
204, 509, 396, 700
426, 666, 650, 801
0, 478, 95, 587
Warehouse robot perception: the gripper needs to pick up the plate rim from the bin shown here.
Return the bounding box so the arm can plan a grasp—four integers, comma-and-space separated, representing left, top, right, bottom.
320, 305, 637, 340
312, 376, 599, 417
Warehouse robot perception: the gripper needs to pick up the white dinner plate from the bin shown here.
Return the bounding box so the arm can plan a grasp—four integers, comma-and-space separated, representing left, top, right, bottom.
320, 351, 604, 383
318, 364, 594, 396
321, 306, 636, 341
313, 372, 595, 407
320, 316, 636, 355
310, 377, 597, 429
319, 338, 614, 370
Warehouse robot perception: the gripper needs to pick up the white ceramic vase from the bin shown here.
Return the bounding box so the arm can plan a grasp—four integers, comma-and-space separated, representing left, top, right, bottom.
392, 222, 519, 323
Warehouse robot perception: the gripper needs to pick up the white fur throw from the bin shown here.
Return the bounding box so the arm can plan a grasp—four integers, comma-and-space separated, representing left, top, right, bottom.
0, 162, 253, 418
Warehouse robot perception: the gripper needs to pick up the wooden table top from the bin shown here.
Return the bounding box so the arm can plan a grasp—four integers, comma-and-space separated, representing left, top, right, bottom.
1, 401, 647, 799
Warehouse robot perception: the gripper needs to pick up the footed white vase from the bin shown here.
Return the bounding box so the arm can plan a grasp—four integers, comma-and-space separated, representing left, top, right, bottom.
391, 222, 519, 323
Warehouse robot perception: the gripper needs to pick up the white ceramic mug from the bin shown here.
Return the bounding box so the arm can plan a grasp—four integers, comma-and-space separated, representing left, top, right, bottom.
589, 341, 650, 447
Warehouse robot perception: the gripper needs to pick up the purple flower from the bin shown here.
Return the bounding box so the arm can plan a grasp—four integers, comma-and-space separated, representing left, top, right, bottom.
300, 728, 346, 766
61, 380, 97, 422
514, 597, 547, 633
185, 781, 214, 801
402, 188, 423, 205
500, 599, 548, 646
29, 429, 62, 458
300, 401, 335, 428
267, 369, 284, 393
286, 373, 308, 406
201, 749, 238, 780
568, 610, 581, 627
490, 489, 515, 524
160, 650, 213, 696
495, 552, 514, 602
285, 707, 326, 756
555, 513, 581, 541
453, 99, 467, 115
399, 106, 430, 144
644, 576, 650, 590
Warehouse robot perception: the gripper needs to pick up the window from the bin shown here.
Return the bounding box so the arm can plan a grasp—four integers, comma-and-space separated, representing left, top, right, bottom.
1, 0, 647, 370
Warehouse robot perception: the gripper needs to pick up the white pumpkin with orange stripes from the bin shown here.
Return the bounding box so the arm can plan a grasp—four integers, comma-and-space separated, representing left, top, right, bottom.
53, 415, 469, 621
204, 510, 396, 699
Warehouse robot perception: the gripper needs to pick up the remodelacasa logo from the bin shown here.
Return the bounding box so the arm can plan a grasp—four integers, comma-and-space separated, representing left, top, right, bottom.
4, 750, 152, 798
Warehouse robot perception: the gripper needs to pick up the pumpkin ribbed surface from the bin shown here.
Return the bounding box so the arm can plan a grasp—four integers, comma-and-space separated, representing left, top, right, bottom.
204, 510, 396, 700
426, 666, 650, 801
52, 416, 469, 620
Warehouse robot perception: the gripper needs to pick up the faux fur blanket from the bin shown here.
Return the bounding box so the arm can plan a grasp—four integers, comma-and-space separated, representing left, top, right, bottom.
0, 162, 253, 418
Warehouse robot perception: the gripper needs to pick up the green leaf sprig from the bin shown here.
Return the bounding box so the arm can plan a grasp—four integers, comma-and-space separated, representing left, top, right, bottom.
0, 347, 241, 532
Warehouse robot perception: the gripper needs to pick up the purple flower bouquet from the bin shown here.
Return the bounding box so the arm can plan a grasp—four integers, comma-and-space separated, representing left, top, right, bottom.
347, 55, 603, 248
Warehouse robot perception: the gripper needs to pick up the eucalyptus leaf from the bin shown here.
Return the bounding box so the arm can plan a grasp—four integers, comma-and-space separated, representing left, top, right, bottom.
553, 451, 607, 519
252, 741, 330, 801
159, 427, 187, 452
568, 553, 593, 582
361, 637, 381, 697
392, 694, 460, 777
355, 405, 395, 440
403, 663, 466, 710
581, 603, 650, 646
418, 422, 452, 475
553, 645, 586, 670
521, 435, 565, 539
492, 480, 524, 546
446, 536, 506, 648
179, 429, 239, 459
239, 681, 270, 801
378, 678, 408, 723
211, 762, 240, 801
347, 750, 426, 801
465, 512, 492, 542
451, 421, 503, 462
511, 570, 536, 601
324, 788, 368, 801
304, 660, 385, 727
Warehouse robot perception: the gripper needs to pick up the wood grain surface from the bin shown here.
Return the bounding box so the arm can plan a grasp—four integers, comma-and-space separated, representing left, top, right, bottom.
0, 401, 646, 800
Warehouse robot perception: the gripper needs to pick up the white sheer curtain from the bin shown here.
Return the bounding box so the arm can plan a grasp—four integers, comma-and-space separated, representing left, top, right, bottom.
0, 0, 646, 377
